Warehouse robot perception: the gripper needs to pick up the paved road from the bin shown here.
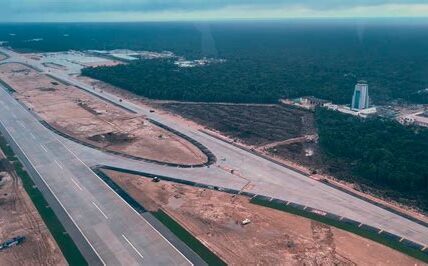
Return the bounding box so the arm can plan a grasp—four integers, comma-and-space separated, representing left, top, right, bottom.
1, 47, 428, 252
0, 85, 201, 264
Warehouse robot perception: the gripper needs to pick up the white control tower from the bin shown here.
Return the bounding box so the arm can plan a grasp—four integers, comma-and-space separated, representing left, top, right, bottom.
351, 80, 369, 110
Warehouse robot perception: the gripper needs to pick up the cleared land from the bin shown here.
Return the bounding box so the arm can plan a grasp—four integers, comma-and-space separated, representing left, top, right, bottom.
160, 103, 315, 146
104, 170, 423, 265
0, 63, 206, 165
154, 102, 428, 233
0, 54, 6, 61
0, 152, 65, 266
159, 102, 323, 170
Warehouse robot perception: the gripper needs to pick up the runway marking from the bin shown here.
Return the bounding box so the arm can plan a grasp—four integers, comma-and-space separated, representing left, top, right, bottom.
92, 202, 109, 220
122, 234, 144, 260
30, 133, 36, 139
18, 121, 26, 129
54, 160, 63, 169
29, 76, 194, 266
0, 121, 106, 266
40, 144, 48, 153
70, 178, 83, 191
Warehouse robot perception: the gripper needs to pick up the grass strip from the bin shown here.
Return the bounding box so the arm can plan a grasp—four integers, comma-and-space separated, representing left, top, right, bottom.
152, 209, 226, 266
251, 197, 428, 263
0, 134, 87, 266
0, 79, 16, 93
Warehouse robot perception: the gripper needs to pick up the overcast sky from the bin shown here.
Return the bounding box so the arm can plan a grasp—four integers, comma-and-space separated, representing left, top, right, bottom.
2, 0, 428, 22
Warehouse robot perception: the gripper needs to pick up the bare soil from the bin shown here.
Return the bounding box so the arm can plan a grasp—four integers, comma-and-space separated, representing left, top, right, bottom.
158, 102, 327, 172
155, 101, 428, 219
80, 79, 428, 231
105, 170, 423, 265
267, 142, 324, 171
0, 63, 206, 165
0, 152, 66, 266
83, 61, 123, 68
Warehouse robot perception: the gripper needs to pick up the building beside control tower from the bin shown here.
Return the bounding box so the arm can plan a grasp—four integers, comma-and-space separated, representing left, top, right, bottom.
351, 80, 369, 110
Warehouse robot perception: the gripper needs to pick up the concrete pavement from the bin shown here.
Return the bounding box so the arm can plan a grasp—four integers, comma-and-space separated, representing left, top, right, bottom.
1, 46, 428, 258
0, 85, 202, 265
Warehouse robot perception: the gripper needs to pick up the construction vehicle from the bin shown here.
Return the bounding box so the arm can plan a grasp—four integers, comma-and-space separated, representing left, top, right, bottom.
152, 176, 160, 183
0, 236, 25, 251
241, 219, 251, 225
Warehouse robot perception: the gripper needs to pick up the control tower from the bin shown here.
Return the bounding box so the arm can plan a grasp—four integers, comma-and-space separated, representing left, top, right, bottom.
351, 80, 369, 110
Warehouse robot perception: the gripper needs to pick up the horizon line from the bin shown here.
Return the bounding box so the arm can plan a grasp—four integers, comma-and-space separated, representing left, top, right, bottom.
1, 16, 428, 24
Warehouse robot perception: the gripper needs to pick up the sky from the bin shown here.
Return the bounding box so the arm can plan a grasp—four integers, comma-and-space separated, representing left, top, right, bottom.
1, 0, 428, 22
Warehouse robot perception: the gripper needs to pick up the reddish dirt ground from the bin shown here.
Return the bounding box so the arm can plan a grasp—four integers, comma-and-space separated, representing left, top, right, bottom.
0, 152, 65, 266
0, 63, 206, 165
105, 170, 424, 265
82, 75, 428, 227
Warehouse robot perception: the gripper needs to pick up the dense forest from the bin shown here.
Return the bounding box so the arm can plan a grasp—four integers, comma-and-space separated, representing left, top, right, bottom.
315, 108, 428, 210
1, 21, 428, 103
82, 59, 281, 103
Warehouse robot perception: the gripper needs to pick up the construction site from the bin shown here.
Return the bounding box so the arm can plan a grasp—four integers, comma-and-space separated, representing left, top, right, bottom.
0, 150, 65, 265
0, 63, 207, 165
0, 47, 427, 264
103, 169, 422, 265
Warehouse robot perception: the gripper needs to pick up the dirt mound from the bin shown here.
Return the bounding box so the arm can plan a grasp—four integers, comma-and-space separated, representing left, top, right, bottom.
88, 132, 135, 144
36, 87, 56, 92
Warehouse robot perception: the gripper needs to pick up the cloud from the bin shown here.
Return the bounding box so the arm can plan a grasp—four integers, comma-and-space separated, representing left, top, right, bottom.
3, 0, 428, 13
1, 0, 428, 21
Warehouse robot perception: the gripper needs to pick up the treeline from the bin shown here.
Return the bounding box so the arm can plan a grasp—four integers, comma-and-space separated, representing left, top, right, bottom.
82, 48, 428, 104
315, 108, 428, 210
3, 22, 428, 104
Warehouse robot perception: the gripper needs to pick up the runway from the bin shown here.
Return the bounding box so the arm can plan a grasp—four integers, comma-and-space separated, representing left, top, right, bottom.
0, 85, 203, 265
1, 46, 428, 263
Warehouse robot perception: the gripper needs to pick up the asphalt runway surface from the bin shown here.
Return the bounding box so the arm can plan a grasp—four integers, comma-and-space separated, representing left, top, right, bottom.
0, 84, 202, 265
1, 47, 427, 263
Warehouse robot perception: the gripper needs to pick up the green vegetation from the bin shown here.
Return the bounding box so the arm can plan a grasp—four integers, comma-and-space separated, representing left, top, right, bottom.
251, 197, 428, 263
0, 134, 87, 266
82, 40, 428, 103
315, 108, 428, 210
160, 103, 313, 145
1, 22, 427, 104
0, 79, 16, 93
152, 209, 226, 265
82, 59, 280, 103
